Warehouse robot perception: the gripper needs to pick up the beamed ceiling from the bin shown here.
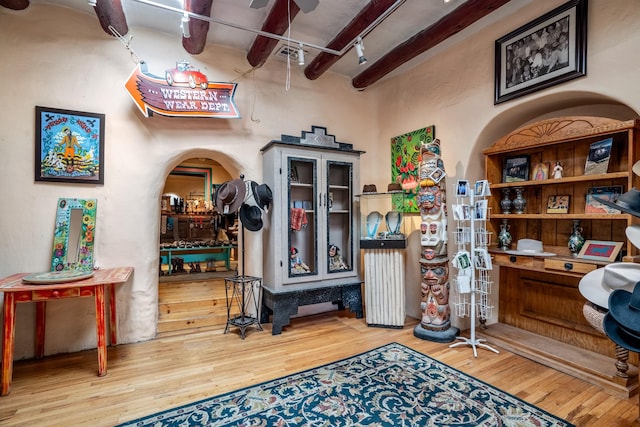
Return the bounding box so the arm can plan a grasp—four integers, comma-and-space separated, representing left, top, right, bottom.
0, 0, 517, 89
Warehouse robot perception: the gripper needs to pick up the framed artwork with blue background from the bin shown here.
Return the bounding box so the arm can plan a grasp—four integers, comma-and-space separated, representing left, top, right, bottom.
35, 106, 105, 184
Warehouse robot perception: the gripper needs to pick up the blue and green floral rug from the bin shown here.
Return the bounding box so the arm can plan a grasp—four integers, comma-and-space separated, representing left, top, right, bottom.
118, 342, 573, 426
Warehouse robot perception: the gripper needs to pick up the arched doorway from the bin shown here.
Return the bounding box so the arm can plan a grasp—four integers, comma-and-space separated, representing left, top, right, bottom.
157, 156, 238, 336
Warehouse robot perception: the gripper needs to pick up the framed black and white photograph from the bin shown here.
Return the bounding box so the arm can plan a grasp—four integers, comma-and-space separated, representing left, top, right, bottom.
503, 155, 530, 183
494, 0, 588, 104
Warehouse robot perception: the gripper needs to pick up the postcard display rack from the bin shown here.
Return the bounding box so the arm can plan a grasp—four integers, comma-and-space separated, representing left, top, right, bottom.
449, 183, 499, 357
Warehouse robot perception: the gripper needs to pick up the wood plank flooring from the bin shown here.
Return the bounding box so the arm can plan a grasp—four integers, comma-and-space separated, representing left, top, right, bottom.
1, 296, 639, 425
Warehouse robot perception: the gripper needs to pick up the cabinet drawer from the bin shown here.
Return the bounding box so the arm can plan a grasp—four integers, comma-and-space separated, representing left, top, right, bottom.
32, 288, 80, 300
494, 253, 534, 267
544, 259, 597, 274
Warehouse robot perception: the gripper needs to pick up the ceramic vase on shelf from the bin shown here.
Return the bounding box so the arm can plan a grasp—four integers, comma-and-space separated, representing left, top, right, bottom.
512, 187, 527, 214
498, 219, 512, 250
500, 188, 512, 214
568, 219, 585, 258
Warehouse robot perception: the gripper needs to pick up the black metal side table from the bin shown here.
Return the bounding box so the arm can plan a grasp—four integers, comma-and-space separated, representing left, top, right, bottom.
224, 275, 263, 339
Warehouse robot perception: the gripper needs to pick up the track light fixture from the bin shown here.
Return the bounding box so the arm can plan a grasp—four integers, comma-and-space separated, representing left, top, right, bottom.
181, 13, 190, 38
88, 0, 97, 6
129, 0, 406, 58
298, 44, 305, 66
355, 37, 366, 65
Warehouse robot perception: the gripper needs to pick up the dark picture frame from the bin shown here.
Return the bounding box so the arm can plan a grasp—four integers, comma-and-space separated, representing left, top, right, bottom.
35, 106, 105, 184
503, 155, 530, 183
494, 0, 588, 104
584, 137, 613, 175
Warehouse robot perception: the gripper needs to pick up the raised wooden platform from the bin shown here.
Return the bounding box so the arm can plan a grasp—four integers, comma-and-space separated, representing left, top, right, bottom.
477, 322, 639, 399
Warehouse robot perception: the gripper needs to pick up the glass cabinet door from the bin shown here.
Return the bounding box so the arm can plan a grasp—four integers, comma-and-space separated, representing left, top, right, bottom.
326, 160, 353, 275
287, 157, 318, 279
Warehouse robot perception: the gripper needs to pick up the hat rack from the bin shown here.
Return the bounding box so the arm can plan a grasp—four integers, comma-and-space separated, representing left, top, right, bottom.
216, 174, 269, 339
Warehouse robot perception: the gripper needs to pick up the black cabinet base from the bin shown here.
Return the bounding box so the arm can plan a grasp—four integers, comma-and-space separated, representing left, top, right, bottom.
261, 283, 363, 335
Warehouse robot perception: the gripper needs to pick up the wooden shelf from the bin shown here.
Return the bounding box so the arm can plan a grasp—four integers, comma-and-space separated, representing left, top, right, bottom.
491, 213, 629, 220
483, 116, 640, 392
490, 171, 628, 188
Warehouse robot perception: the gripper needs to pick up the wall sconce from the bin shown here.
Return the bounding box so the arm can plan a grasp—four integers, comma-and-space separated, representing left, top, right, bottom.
181, 13, 191, 38
355, 37, 366, 65
298, 44, 305, 66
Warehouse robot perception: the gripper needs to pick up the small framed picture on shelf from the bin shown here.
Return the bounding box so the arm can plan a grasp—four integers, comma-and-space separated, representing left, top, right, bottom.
503, 155, 530, 183
585, 186, 623, 214
429, 167, 446, 183
584, 138, 613, 175
577, 240, 623, 262
546, 195, 570, 213
531, 162, 550, 181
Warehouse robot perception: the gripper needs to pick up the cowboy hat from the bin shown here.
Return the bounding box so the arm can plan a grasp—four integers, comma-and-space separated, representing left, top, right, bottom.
215, 179, 246, 214
603, 312, 640, 353
362, 184, 377, 194
594, 188, 640, 218
505, 239, 555, 257
578, 263, 640, 308
608, 281, 640, 332
244, 180, 273, 212
626, 225, 640, 250
239, 203, 263, 232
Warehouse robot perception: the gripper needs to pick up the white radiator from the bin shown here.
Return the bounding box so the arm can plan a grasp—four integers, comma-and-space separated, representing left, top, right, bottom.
364, 249, 405, 327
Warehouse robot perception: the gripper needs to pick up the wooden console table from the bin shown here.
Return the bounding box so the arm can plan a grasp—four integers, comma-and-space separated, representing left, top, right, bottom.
0, 267, 133, 396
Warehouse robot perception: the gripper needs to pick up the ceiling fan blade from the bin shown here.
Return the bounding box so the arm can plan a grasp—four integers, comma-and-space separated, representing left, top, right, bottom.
293, 0, 319, 13
249, 0, 269, 9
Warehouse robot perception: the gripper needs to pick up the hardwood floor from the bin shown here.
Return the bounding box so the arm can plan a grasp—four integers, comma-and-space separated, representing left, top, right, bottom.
1, 311, 639, 425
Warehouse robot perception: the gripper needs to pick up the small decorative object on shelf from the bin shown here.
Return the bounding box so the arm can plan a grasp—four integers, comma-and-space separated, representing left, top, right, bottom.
512, 187, 527, 214
500, 188, 512, 214
552, 161, 563, 179
568, 219, 586, 258
328, 244, 349, 272
385, 210, 403, 235
365, 211, 383, 238
498, 219, 512, 250
290, 247, 310, 274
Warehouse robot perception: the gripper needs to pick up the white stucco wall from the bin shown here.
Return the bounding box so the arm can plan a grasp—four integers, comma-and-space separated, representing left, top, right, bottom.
1, 0, 639, 359
0, 3, 376, 359
368, 0, 640, 324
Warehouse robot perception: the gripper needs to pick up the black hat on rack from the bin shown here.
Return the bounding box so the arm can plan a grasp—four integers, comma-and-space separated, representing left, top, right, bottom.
245, 180, 273, 212
215, 179, 246, 214
594, 188, 640, 218
239, 203, 264, 232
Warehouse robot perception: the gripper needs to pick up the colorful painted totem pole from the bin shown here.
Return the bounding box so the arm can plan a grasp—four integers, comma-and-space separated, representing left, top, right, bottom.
413, 139, 460, 342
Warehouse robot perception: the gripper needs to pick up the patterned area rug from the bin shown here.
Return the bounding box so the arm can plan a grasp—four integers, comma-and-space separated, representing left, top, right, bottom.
118, 342, 573, 426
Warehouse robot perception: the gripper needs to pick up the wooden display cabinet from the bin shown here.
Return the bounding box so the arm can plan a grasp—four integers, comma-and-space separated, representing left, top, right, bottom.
482, 116, 640, 397
260, 127, 364, 334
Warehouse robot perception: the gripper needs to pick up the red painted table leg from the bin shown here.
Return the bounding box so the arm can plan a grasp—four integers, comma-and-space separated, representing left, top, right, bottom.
35, 301, 46, 359
94, 285, 107, 377
2, 293, 17, 396
108, 283, 117, 345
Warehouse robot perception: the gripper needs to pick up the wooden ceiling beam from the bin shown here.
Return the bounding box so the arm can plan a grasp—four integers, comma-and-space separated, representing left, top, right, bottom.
352, 0, 511, 89
92, 0, 128, 37
182, 0, 213, 55
246, 0, 301, 68
0, 0, 28, 9
304, 0, 399, 81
